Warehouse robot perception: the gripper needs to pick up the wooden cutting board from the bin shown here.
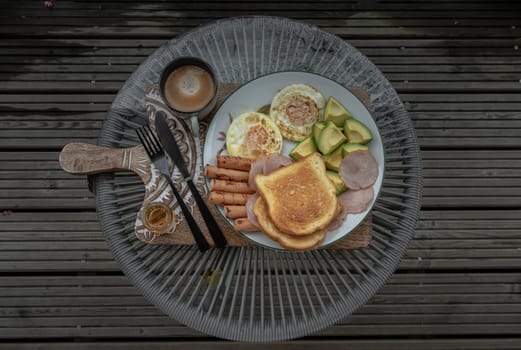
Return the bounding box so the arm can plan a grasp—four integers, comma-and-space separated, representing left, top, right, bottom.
59, 83, 373, 249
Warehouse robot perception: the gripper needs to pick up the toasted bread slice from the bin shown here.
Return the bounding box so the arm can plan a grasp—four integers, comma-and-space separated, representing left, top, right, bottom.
255, 152, 339, 236
253, 196, 326, 250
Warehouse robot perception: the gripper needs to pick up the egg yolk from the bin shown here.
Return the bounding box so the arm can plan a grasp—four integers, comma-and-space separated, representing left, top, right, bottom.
285, 95, 318, 126
240, 119, 279, 158
246, 124, 269, 147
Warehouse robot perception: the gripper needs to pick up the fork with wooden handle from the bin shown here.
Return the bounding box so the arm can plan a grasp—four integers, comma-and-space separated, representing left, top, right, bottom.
136, 126, 211, 252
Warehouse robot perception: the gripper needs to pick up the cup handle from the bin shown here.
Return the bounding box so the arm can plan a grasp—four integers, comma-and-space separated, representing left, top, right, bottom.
189, 114, 200, 138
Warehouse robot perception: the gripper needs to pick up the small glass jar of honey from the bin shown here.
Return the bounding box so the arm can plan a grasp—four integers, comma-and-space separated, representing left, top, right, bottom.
143, 203, 174, 235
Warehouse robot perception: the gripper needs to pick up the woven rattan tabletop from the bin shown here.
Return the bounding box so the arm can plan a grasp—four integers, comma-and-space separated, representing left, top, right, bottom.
94, 16, 422, 341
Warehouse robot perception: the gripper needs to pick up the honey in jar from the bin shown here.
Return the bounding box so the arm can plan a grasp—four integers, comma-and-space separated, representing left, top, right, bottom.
143, 203, 174, 235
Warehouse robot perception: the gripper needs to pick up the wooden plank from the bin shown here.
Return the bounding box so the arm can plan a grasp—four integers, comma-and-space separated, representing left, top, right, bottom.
372, 56, 521, 64
4, 18, 521, 30
406, 102, 521, 112
416, 120, 521, 129
4, 76, 521, 94
8, 71, 521, 83
0, 56, 145, 64
382, 65, 521, 73
399, 94, 521, 103
2, 274, 520, 298
2, 38, 521, 58
3, 46, 517, 61
0, 103, 111, 112
0, 0, 520, 10
1, 95, 520, 108
0, 272, 518, 299
2, 210, 521, 271
411, 112, 521, 120
5, 81, 521, 93
319, 324, 521, 336
0, 212, 116, 271
0, 81, 122, 92
4, 55, 521, 66
1, 1, 520, 346
2, 38, 521, 49
1, 17, 521, 38
0, 64, 140, 73
2, 1, 521, 11
5, 93, 521, 105
4, 67, 521, 80
394, 82, 521, 92
3, 150, 521, 209
4, 339, 521, 350
3, 302, 521, 317
3, 109, 521, 149
2, 322, 520, 338
0, 95, 115, 103
4, 51, 521, 68
0, 274, 519, 339
2, 2, 521, 14
0, 38, 166, 47
2, 43, 521, 63
399, 258, 521, 269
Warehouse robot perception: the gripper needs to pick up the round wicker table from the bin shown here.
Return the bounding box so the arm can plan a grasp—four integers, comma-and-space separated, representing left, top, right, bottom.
95, 16, 423, 341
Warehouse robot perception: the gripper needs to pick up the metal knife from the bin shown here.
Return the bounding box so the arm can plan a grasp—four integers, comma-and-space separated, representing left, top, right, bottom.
155, 111, 228, 248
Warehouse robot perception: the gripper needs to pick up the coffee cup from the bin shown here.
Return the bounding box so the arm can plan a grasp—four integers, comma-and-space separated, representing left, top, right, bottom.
159, 57, 218, 137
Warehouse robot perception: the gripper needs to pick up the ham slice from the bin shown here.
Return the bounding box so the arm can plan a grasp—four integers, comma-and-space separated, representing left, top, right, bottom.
340, 187, 374, 214
248, 157, 267, 192
327, 187, 374, 231
246, 154, 293, 229
339, 150, 378, 190
246, 194, 260, 229
248, 154, 293, 191
263, 154, 293, 174
328, 204, 348, 231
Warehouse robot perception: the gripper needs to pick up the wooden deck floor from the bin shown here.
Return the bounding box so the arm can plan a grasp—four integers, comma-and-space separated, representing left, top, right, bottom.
1, 0, 521, 348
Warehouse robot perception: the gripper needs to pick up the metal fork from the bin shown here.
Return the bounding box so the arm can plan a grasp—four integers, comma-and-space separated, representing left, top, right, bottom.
136, 125, 210, 252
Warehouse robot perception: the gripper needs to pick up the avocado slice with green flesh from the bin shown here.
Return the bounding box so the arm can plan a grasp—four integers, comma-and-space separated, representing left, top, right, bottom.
326, 170, 347, 195
341, 143, 369, 157
343, 119, 373, 144
324, 97, 352, 127
317, 121, 347, 155
289, 136, 317, 161
312, 121, 327, 144
323, 146, 343, 172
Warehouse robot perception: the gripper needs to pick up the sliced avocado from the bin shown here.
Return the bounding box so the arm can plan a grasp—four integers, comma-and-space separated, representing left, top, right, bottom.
323, 146, 343, 172
312, 121, 327, 144
317, 121, 347, 155
341, 143, 369, 157
326, 170, 347, 195
324, 97, 352, 127
343, 119, 373, 145
289, 136, 317, 161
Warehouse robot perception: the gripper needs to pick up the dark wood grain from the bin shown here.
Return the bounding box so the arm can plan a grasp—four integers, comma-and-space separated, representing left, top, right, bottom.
4, 339, 521, 350
2, 210, 521, 272
3, 150, 520, 209
1, 0, 521, 348
0, 273, 520, 340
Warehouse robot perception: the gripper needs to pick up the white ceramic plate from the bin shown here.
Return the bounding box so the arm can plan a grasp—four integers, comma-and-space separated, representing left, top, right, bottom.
203, 71, 384, 250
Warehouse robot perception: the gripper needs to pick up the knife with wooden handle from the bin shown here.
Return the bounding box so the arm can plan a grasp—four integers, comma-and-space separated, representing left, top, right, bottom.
155, 112, 228, 248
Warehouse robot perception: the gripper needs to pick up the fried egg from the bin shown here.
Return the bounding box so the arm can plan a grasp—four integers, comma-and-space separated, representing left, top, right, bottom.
270, 84, 325, 142
226, 112, 283, 159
